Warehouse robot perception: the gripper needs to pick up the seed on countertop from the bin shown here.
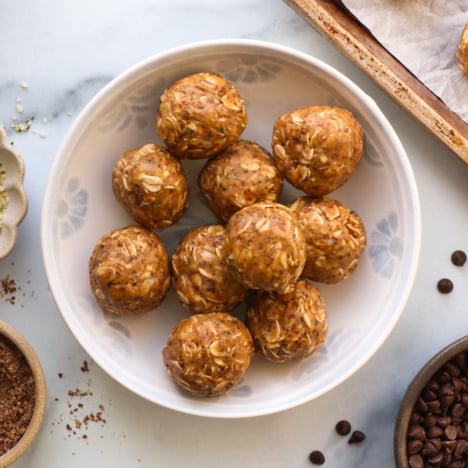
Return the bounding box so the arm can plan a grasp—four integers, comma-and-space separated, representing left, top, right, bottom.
335, 419, 351, 436
437, 278, 453, 294
348, 430, 366, 444
451, 250, 467, 266
308, 450, 325, 465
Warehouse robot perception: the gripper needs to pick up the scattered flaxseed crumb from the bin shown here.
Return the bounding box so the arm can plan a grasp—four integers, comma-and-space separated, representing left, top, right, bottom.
52, 359, 108, 442
1, 275, 18, 305
58, 372, 63, 379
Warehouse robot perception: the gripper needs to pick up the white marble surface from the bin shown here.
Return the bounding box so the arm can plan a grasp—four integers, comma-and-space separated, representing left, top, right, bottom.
1, 1, 468, 467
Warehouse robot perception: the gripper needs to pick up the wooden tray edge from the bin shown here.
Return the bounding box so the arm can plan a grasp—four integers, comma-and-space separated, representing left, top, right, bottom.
284, 0, 468, 164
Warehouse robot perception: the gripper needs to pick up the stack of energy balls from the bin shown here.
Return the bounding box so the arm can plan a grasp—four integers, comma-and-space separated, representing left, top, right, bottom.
88, 72, 367, 398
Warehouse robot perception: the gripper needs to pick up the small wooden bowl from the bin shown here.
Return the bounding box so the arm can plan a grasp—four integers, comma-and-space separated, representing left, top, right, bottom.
0, 320, 46, 466
394, 335, 468, 467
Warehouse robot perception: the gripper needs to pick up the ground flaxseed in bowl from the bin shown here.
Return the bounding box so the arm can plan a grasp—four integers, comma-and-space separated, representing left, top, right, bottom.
0, 320, 46, 466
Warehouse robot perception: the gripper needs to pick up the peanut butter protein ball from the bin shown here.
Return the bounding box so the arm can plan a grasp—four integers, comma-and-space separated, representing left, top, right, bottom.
162, 312, 254, 397
457, 23, 468, 78
225, 202, 306, 292
157, 72, 247, 159
246, 279, 328, 363
272, 105, 363, 196
171, 225, 248, 314
289, 196, 366, 284
198, 139, 283, 222
88, 225, 171, 315
112, 144, 188, 229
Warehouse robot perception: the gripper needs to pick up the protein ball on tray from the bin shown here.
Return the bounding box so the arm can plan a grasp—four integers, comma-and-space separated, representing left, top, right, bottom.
271, 105, 363, 197
88, 225, 171, 315
157, 72, 247, 159
171, 225, 248, 314
246, 279, 328, 363
162, 312, 254, 397
225, 202, 306, 292
457, 22, 468, 78
112, 144, 188, 229
289, 196, 366, 284
198, 139, 283, 222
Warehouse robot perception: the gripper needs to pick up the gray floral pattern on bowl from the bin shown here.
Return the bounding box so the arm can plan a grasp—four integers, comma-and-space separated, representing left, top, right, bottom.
369, 211, 402, 279
56, 178, 88, 239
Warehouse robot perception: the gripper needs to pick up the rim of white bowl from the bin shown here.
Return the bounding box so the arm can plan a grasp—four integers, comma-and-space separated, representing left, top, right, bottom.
41, 38, 421, 418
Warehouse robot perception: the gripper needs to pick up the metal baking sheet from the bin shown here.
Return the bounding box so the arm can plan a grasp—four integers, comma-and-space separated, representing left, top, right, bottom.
284, 0, 468, 164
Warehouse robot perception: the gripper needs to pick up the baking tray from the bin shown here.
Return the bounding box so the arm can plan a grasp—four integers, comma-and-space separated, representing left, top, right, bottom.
283, 0, 468, 165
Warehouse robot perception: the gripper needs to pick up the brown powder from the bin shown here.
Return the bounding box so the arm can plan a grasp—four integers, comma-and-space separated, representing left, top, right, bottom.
0, 334, 35, 455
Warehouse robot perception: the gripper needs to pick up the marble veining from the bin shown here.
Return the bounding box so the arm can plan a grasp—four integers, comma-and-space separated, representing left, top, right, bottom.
0, 0, 466, 467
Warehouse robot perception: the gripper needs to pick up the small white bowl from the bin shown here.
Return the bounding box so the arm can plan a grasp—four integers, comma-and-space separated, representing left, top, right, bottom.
41, 39, 421, 418
0, 125, 28, 260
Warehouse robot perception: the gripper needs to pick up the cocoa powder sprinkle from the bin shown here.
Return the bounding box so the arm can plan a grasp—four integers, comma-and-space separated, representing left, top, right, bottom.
0, 334, 35, 455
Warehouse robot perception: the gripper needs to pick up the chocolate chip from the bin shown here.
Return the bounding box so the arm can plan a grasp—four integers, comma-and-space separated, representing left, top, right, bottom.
407, 439, 423, 455
406, 351, 468, 466
408, 424, 426, 440
348, 430, 365, 444
437, 278, 453, 294
335, 420, 351, 436
451, 250, 467, 266
408, 454, 424, 468
308, 450, 325, 465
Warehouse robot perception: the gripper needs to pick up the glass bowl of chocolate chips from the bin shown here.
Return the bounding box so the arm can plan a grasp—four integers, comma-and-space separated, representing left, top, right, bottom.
0, 320, 46, 466
394, 335, 468, 467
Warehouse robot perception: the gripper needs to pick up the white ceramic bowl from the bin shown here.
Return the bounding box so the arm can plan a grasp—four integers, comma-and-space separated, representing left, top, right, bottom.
41, 39, 421, 418
0, 125, 28, 260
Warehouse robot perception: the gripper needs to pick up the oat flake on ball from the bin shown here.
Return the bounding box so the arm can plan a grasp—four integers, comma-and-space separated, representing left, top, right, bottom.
225, 202, 306, 292
272, 105, 363, 197
157, 72, 247, 159
171, 224, 248, 314
246, 279, 328, 363
112, 144, 188, 229
198, 139, 283, 222
162, 312, 254, 397
88, 225, 171, 315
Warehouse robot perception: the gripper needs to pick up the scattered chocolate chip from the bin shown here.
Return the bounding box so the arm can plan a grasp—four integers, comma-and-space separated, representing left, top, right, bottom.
335, 420, 351, 436
308, 450, 325, 465
348, 430, 366, 444
437, 278, 453, 294
451, 250, 467, 267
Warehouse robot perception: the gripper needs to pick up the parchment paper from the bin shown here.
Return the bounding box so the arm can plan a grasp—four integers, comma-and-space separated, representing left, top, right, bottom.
340, 0, 468, 122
